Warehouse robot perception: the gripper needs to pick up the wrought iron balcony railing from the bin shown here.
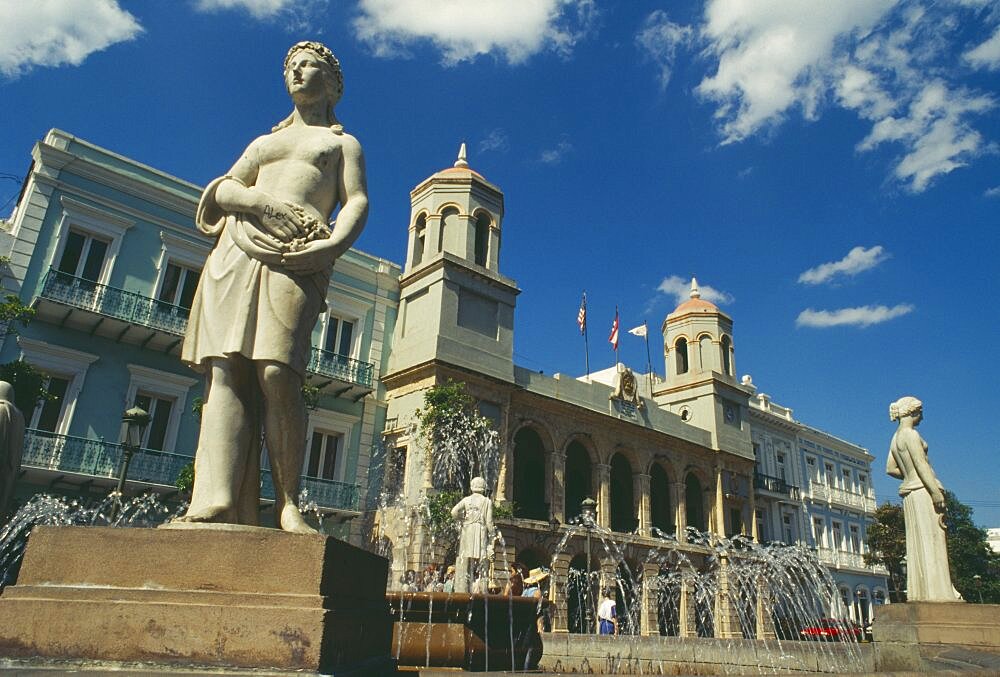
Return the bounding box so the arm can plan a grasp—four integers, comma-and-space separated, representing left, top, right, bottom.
753, 472, 801, 500
307, 347, 375, 389
37, 268, 376, 390
21, 429, 361, 512
41, 268, 190, 336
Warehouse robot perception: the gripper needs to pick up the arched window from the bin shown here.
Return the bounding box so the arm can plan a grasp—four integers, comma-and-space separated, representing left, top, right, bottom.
439, 207, 459, 253
564, 441, 592, 521
474, 212, 490, 267
567, 554, 592, 634
610, 453, 635, 533
675, 338, 689, 374
412, 213, 426, 266
512, 427, 547, 520
650, 463, 673, 535
698, 334, 713, 372
685, 473, 705, 532
721, 335, 732, 375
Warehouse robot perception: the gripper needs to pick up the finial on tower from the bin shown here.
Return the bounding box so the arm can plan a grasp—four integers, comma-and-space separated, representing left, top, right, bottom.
455, 142, 469, 168
690, 276, 701, 299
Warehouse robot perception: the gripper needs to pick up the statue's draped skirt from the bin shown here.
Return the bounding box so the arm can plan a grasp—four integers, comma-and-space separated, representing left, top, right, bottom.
902, 486, 960, 601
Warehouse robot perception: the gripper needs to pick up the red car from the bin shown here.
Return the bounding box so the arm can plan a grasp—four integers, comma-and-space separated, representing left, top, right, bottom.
799, 619, 863, 641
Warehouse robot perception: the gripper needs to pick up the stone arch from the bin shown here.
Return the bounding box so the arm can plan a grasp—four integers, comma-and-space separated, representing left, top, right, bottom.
674, 336, 689, 374
720, 333, 733, 376
564, 437, 594, 521
471, 208, 492, 267
649, 460, 674, 535
609, 452, 636, 533
511, 424, 549, 520
411, 210, 428, 267
438, 205, 461, 253
684, 469, 708, 533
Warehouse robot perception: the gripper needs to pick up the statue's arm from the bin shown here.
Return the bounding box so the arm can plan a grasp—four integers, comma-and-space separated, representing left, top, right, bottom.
903, 431, 945, 508
886, 446, 903, 479
451, 500, 463, 520
485, 497, 494, 536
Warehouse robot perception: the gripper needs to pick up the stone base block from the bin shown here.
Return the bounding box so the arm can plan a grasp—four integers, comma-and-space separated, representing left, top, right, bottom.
0, 526, 393, 674
873, 602, 1000, 672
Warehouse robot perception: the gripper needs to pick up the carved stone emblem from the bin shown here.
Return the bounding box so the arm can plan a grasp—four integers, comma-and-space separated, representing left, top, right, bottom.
610, 365, 644, 409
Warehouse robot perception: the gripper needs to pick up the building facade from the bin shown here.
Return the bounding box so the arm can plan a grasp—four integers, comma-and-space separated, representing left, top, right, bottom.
1, 129, 399, 542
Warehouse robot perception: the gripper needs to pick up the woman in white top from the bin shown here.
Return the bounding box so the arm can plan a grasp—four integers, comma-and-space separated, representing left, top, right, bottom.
597, 588, 617, 635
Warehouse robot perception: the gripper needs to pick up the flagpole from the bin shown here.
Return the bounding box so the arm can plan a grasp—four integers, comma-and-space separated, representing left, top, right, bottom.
582, 292, 590, 379
614, 305, 620, 367
643, 321, 653, 397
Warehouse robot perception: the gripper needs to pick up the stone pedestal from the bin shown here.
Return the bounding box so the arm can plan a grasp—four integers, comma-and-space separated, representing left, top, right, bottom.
0, 525, 393, 674
873, 602, 1000, 673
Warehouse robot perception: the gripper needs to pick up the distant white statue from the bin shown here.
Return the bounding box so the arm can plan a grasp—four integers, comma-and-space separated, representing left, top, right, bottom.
0, 381, 25, 519
450, 476, 495, 593
887, 396, 962, 602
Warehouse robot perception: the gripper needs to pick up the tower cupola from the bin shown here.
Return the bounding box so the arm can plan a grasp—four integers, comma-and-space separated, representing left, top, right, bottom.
661, 277, 735, 383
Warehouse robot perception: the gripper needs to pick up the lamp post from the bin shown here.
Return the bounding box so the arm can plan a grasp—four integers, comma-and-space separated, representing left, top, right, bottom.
111, 406, 150, 521
973, 574, 983, 604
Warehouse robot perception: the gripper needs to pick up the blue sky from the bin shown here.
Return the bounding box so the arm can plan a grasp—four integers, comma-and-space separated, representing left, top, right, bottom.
2, 0, 998, 525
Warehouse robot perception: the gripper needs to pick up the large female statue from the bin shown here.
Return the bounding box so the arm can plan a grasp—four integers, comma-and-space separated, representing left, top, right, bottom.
887, 396, 962, 601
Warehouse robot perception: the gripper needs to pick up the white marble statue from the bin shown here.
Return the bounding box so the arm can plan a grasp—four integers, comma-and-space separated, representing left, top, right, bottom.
450, 477, 495, 593
0, 381, 25, 519
887, 396, 962, 602
177, 41, 369, 533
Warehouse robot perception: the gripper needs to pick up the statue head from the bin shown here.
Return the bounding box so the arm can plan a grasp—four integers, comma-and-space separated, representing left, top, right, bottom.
470, 476, 487, 494
889, 396, 922, 422
0, 381, 13, 405
273, 41, 344, 134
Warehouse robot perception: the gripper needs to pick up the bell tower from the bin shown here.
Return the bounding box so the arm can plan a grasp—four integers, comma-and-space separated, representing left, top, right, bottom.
654, 278, 751, 457
385, 145, 520, 383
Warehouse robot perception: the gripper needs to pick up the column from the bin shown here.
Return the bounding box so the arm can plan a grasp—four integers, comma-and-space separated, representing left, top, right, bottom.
755, 577, 776, 639
640, 561, 660, 636
596, 463, 611, 529
495, 440, 511, 502
635, 472, 651, 536
748, 473, 758, 542
674, 480, 687, 543
678, 577, 696, 637
713, 554, 740, 638
549, 552, 573, 633
552, 450, 566, 524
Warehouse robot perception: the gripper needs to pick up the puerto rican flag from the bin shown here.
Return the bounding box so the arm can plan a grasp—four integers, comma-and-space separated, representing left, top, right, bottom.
609, 308, 619, 350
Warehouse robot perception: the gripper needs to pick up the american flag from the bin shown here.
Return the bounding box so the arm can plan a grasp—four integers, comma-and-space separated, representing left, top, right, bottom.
609, 308, 619, 350
577, 293, 587, 335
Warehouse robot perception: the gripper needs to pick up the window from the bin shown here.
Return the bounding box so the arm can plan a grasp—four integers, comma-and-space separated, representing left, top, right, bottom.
31, 376, 70, 432
720, 335, 732, 375
806, 456, 819, 482
776, 452, 786, 481
439, 207, 459, 253
51, 196, 133, 288
858, 473, 868, 495
157, 262, 200, 311
842, 468, 853, 492
849, 525, 861, 553
675, 338, 689, 374
782, 513, 795, 544
412, 213, 426, 266
57, 229, 109, 283
123, 365, 198, 453
324, 314, 356, 357
305, 429, 342, 480
824, 462, 834, 483
474, 212, 490, 267
755, 509, 766, 541
813, 517, 826, 547
832, 521, 843, 550
18, 337, 99, 436
132, 392, 174, 451
729, 507, 742, 536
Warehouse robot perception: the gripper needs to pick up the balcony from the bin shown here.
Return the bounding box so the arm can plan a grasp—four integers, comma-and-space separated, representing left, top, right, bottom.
815, 547, 871, 572
753, 472, 801, 500
33, 268, 376, 395
20, 429, 361, 514
808, 481, 876, 512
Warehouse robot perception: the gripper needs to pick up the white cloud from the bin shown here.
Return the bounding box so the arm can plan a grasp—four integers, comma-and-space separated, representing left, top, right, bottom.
985, 185, 1000, 198
695, 0, 896, 144
657, 275, 734, 306
965, 26, 1000, 70
478, 129, 509, 154
798, 245, 889, 285
539, 139, 572, 164
796, 304, 914, 328
353, 0, 596, 65
195, 0, 289, 18
636, 10, 693, 90
0, 0, 142, 78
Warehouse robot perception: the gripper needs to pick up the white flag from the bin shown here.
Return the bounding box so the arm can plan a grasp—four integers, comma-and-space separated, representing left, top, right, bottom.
628, 323, 647, 337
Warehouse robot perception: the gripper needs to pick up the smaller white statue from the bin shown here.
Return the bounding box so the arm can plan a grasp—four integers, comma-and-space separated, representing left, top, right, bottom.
887, 396, 962, 602
0, 381, 25, 519
450, 476, 494, 593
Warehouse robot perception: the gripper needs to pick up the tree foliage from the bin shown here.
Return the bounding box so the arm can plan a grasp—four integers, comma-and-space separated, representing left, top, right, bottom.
865, 493, 1000, 603
0, 359, 51, 416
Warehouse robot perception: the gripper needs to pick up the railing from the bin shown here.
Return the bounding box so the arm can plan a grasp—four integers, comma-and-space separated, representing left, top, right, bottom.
22, 428, 191, 486
41, 268, 189, 336
39, 268, 376, 390
816, 547, 868, 571
809, 481, 876, 511
23, 429, 361, 512
308, 346, 375, 388
753, 472, 800, 500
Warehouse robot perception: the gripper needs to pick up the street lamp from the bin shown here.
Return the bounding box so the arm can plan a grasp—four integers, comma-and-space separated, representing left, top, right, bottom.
580, 497, 598, 633
973, 574, 983, 604
111, 406, 150, 521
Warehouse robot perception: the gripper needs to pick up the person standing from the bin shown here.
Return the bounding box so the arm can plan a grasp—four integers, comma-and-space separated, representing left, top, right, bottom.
597, 588, 617, 635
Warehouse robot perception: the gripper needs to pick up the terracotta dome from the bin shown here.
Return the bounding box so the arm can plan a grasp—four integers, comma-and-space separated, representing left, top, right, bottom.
669, 277, 721, 316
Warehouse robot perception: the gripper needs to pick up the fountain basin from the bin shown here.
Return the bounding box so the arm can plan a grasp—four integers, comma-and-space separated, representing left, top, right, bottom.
389, 591, 542, 671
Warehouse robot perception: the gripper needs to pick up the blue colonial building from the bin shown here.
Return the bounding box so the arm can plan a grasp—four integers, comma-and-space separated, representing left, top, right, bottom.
0, 129, 399, 542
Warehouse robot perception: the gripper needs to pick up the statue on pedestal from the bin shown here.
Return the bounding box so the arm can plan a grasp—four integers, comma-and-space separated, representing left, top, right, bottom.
450, 476, 495, 593
887, 396, 962, 601
0, 381, 25, 519
177, 41, 369, 533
